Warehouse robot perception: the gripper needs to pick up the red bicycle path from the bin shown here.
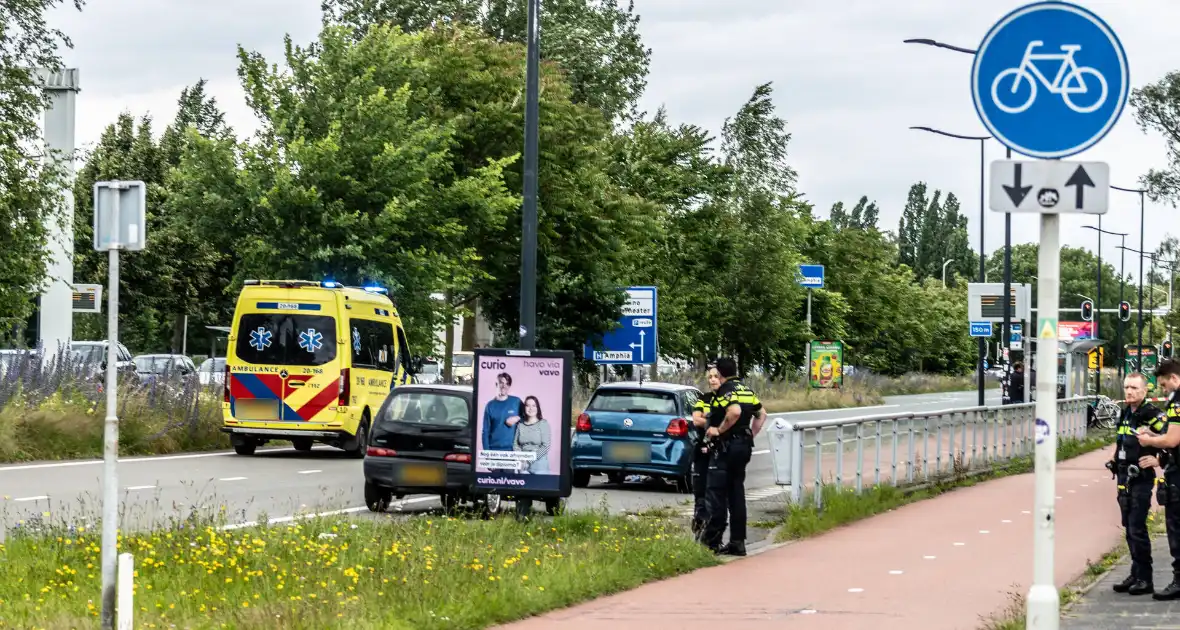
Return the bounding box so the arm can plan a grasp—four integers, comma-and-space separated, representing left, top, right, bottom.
496, 445, 1122, 630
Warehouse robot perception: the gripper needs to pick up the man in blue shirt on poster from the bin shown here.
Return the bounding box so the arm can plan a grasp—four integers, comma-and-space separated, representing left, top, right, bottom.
482, 372, 522, 452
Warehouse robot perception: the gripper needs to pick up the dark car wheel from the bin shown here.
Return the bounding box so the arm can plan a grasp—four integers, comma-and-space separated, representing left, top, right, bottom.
292, 438, 313, 452
607, 472, 625, 485
674, 474, 692, 494
365, 481, 391, 513
572, 470, 591, 488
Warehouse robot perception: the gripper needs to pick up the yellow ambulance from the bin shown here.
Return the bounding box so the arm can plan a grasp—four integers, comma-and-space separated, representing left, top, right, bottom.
221, 279, 419, 457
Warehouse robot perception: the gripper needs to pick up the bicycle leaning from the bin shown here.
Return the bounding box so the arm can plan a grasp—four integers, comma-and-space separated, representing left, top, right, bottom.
1089, 394, 1121, 431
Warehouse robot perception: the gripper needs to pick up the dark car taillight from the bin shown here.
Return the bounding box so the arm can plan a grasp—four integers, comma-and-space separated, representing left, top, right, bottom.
576, 413, 592, 432
367, 446, 396, 457
338, 368, 350, 407
223, 364, 231, 403
666, 418, 689, 437
444, 453, 471, 463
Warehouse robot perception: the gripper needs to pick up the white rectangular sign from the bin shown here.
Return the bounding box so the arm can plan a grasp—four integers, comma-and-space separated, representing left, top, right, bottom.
93, 180, 148, 251
621, 289, 655, 316
988, 160, 1109, 214
593, 350, 632, 361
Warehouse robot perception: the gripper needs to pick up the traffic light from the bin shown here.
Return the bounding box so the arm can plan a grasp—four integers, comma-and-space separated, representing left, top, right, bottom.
1081, 299, 1093, 321
1164, 340, 1174, 359
1119, 301, 1131, 322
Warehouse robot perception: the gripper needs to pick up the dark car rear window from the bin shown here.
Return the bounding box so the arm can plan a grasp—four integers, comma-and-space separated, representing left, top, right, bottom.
235, 314, 337, 367
588, 390, 678, 414
379, 392, 470, 428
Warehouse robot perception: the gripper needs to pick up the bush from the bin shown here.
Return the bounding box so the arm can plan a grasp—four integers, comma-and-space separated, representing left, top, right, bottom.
0, 349, 226, 462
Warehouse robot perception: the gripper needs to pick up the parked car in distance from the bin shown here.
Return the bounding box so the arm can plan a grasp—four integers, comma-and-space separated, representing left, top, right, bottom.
363, 384, 501, 517
571, 381, 701, 493
197, 357, 227, 386
71, 341, 138, 383
133, 354, 198, 385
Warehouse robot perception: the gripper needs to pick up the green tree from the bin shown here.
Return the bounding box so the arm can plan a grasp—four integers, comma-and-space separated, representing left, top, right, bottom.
0, 0, 82, 338
321, 0, 651, 122
1131, 73, 1180, 204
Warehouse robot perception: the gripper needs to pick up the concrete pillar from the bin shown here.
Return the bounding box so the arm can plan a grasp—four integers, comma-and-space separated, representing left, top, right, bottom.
36, 68, 80, 356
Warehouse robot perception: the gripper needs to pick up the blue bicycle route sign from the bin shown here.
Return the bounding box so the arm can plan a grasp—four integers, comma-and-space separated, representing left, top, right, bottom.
971, 1, 1129, 159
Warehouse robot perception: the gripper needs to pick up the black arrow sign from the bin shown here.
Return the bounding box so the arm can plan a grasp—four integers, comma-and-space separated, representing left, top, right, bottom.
1003, 163, 1032, 207
1064, 164, 1095, 210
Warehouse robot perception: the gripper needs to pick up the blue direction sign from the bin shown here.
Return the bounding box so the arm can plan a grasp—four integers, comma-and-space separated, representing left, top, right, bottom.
970, 321, 994, 338
583, 286, 658, 365
798, 264, 824, 289
971, 1, 1129, 159
1010, 323, 1024, 347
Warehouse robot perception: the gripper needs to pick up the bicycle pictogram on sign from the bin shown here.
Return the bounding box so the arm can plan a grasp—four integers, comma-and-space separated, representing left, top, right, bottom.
991, 41, 1108, 114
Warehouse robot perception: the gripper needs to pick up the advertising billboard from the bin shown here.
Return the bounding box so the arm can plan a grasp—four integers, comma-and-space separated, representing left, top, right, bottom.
809, 340, 844, 389
471, 348, 572, 498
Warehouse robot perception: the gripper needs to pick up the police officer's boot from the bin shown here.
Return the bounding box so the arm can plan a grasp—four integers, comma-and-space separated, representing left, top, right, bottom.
1112, 574, 1137, 593
722, 540, 746, 557
1128, 578, 1155, 596
1153, 576, 1180, 600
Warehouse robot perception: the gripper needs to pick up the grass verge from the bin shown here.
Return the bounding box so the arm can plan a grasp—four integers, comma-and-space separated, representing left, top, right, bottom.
0, 510, 715, 630
774, 432, 1112, 542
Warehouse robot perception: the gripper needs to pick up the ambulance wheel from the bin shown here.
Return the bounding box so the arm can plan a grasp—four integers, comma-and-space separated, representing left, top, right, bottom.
346, 413, 370, 459
292, 438, 313, 452
231, 436, 256, 456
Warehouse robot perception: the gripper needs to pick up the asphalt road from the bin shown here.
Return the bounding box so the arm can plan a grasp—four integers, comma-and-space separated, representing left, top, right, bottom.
0, 388, 1001, 534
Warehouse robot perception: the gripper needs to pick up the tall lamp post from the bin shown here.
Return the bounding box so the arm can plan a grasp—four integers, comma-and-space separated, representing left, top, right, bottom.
1083, 224, 1127, 380
909, 125, 990, 406
1112, 185, 1147, 369
942, 258, 956, 286
519, 0, 541, 351
905, 37, 1016, 405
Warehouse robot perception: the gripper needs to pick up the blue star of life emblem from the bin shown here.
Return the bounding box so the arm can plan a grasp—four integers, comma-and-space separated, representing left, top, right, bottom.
352, 328, 362, 353
299, 328, 323, 353
249, 327, 272, 351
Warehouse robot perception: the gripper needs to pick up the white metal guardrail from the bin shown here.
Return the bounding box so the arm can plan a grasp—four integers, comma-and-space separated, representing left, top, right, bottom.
768, 396, 1096, 507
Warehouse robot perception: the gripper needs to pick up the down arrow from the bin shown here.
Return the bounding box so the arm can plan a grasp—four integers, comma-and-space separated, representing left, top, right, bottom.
1065, 165, 1095, 210
1003, 163, 1032, 207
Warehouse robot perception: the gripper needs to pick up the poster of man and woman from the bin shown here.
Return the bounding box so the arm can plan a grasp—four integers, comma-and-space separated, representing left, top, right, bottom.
472, 350, 571, 494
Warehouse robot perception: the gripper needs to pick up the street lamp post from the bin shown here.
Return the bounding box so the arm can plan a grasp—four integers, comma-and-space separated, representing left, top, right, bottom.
942, 258, 956, 286
905, 37, 1015, 405
1083, 224, 1127, 381
519, 0, 541, 351
1112, 185, 1147, 369
910, 125, 990, 406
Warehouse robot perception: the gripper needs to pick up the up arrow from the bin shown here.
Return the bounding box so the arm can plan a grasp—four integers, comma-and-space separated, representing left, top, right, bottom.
1065, 165, 1095, 210
1003, 163, 1032, 207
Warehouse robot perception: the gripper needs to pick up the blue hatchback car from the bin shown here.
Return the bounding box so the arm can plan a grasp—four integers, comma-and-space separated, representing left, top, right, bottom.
571, 381, 703, 493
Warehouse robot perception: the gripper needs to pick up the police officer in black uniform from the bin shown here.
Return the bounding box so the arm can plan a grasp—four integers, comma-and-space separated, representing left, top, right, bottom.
700, 357, 766, 556
1137, 359, 1180, 600
688, 366, 721, 537
1107, 372, 1167, 595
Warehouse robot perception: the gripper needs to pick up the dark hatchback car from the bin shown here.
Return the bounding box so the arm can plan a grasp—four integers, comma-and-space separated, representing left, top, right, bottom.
363, 384, 502, 517
571, 381, 702, 492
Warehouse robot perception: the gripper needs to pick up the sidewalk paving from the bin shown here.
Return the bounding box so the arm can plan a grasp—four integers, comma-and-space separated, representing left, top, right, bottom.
495, 446, 1123, 630
1062, 535, 1180, 629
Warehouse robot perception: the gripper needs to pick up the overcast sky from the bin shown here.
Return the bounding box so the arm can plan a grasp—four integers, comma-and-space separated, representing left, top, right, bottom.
47, 0, 1180, 285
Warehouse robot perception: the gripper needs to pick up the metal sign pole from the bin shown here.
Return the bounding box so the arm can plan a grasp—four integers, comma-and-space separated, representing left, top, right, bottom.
1029, 213, 1060, 623
100, 187, 121, 629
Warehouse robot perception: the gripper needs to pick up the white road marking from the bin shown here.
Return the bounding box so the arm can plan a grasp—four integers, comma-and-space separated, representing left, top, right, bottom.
1022, 510, 1031, 514
125, 485, 155, 491
14, 495, 48, 502
0, 446, 309, 472
847, 588, 864, 593
923, 555, 936, 560
220, 496, 436, 531
1081, 484, 1089, 488
979, 530, 990, 534
752, 449, 770, 456
219, 477, 247, 482
297, 470, 322, 475
1001, 519, 1012, 523
1055, 496, 1063, 500
800, 609, 817, 614
888, 570, 904, 575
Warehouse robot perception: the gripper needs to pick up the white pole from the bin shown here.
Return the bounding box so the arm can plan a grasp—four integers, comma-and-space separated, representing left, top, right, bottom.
116, 553, 133, 630
1024, 320, 1032, 403
182, 314, 188, 355
100, 190, 122, 629
1026, 213, 1060, 628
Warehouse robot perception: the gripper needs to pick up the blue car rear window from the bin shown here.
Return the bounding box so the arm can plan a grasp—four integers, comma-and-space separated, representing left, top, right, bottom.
588, 391, 677, 414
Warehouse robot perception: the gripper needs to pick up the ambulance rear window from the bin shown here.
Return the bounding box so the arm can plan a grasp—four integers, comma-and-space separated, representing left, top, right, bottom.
235, 314, 337, 367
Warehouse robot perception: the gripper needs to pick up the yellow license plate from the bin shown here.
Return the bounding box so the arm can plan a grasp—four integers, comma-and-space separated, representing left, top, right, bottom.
234, 399, 279, 421
397, 463, 446, 486
604, 442, 650, 463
